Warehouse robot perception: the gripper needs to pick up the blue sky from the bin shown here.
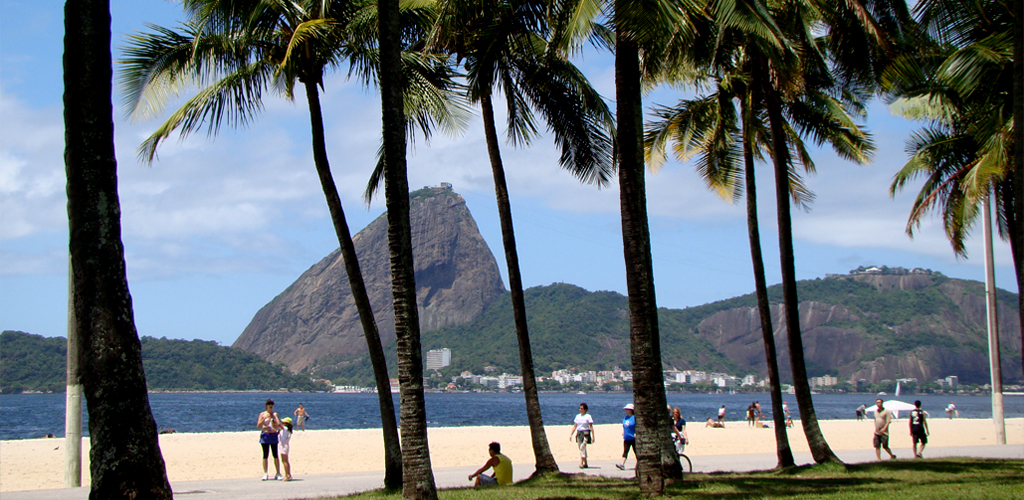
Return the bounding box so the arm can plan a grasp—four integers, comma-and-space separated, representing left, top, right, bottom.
1, 0, 1016, 347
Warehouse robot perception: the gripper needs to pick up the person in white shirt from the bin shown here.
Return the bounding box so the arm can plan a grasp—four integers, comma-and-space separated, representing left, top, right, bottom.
569, 403, 595, 468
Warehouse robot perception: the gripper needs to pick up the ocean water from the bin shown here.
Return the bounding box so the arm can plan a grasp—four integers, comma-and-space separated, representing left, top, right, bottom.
1, 391, 1020, 441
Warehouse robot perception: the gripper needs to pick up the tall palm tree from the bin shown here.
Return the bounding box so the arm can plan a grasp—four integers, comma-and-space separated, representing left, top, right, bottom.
378, 0, 438, 496
610, 0, 703, 492
120, 1, 463, 489
885, 0, 1022, 380
646, 75, 798, 468
645, 0, 877, 466
428, 0, 613, 475
751, 0, 899, 464
64, 0, 172, 497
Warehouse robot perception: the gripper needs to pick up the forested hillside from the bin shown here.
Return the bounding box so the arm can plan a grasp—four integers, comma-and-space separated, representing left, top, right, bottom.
0, 331, 328, 394
319, 272, 1020, 387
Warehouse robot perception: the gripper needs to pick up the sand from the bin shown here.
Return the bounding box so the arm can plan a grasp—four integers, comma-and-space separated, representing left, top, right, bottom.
2, 418, 1021, 492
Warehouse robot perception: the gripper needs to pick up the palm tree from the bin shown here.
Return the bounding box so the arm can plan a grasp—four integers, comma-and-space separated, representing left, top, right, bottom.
884, 0, 1022, 380
64, 0, 172, 497
610, 0, 703, 491
646, 74, 799, 468
750, 0, 901, 464
120, 1, 462, 489
427, 0, 613, 476
378, 0, 438, 496
644, 0, 799, 467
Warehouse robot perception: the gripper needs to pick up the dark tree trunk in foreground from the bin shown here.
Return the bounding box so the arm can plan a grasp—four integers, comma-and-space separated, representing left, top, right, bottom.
615, 33, 682, 496
64, 1, 172, 498
480, 91, 559, 476
764, 84, 840, 465
377, 0, 437, 497
303, 78, 402, 490
740, 95, 794, 468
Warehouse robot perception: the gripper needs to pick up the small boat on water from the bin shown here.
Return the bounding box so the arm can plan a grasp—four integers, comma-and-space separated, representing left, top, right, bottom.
576, 391, 586, 395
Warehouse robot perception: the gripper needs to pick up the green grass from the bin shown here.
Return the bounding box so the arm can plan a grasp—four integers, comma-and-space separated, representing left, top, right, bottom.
337, 458, 1023, 499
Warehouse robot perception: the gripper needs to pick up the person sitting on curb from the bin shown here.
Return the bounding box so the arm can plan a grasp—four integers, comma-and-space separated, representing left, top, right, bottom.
468, 442, 513, 487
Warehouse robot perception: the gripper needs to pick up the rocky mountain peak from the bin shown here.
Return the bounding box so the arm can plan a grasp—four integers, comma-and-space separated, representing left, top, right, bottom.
232, 185, 506, 372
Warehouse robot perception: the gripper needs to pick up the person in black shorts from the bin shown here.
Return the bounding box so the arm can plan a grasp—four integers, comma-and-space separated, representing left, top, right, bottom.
909, 400, 929, 458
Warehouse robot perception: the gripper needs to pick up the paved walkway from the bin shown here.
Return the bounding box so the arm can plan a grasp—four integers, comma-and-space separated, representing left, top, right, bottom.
6, 445, 1020, 500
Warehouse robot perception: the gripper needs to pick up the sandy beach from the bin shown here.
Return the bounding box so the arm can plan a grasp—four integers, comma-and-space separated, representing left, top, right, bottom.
1, 418, 1020, 492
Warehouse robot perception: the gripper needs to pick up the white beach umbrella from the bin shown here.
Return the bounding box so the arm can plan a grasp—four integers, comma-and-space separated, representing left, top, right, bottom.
864, 400, 918, 419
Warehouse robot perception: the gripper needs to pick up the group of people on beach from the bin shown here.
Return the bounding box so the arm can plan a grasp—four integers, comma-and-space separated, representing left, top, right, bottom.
870, 398, 931, 460
567, 402, 689, 471
254, 397, 949, 487
255, 400, 311, 481
705, 401, 792, 429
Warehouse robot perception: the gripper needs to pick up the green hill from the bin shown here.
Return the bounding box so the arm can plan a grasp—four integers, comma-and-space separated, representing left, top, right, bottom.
0, 331, 329, 394
318, 270, 1021, 387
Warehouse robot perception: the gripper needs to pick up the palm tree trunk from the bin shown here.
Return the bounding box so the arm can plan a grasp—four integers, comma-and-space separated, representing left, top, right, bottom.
740, 93, 794, 468
1012, 0, 1023, 383
303, 79, 402, 490
377, 0, 437, 497
479, 91, 559, 475
615, 34, 681, 495
763, 82, 840, 465
64, 1, 172, 497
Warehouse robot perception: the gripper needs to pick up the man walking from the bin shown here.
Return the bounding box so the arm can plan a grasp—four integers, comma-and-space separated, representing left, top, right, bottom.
873, 398, 896, 460
718, 405, 726, 427
616, 404, 636, 470
909, 400, 929, 458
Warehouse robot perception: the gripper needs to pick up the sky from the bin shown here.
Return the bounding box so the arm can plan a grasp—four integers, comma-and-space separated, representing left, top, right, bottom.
0, 0, 1017, 347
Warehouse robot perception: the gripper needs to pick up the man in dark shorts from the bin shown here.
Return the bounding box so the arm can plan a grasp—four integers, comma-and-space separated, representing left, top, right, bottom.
872, 398, 896, 460
909, 400, 929, 458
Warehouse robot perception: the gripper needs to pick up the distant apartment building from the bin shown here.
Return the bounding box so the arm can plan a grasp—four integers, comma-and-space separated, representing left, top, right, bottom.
742, 374, 758, 386
498, 374, 523, 389
478, 376, 500, 388
809, 374, 839, 388
943, 375, 959, 389
714, 376, 741, 388
425, 348, 452, 371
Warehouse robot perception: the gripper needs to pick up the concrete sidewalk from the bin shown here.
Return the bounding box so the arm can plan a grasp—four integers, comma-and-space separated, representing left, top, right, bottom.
6, 445, 1020, 500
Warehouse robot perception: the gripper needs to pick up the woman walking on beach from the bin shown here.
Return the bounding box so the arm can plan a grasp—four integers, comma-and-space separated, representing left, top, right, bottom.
258, 399, 282, 481
569, 402, 595, 468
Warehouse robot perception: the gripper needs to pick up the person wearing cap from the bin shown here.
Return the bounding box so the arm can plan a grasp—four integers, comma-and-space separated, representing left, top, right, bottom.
279, 417, 294, 481
616, 403, 636, 470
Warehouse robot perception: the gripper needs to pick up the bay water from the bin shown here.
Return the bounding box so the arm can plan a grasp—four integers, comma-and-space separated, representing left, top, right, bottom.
2, 391, 1020, 441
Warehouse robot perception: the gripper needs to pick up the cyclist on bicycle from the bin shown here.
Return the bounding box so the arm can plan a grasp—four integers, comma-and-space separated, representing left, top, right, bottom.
670, 406, 687, 454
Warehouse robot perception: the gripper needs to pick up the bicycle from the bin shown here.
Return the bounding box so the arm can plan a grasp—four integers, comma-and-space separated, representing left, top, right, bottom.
673, 436, 693, 473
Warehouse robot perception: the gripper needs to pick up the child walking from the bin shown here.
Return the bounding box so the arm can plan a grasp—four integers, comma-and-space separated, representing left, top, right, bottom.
279, 417, 293, 481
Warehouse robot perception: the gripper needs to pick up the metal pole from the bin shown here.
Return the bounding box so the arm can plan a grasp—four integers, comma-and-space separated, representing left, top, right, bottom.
982, 194, 1006, 445
65, 257, 83, 487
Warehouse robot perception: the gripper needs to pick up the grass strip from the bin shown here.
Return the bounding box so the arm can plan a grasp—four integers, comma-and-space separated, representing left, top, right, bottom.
338, 458, 1023, 500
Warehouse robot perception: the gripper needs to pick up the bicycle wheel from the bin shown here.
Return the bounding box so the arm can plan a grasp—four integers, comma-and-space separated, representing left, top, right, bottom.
679, 453, 692, 473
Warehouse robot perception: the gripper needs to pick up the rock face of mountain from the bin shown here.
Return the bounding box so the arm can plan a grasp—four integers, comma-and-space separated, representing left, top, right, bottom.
686, 272, 1021, 384
232, 185, 506, 372
412, 273, 1020, 386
